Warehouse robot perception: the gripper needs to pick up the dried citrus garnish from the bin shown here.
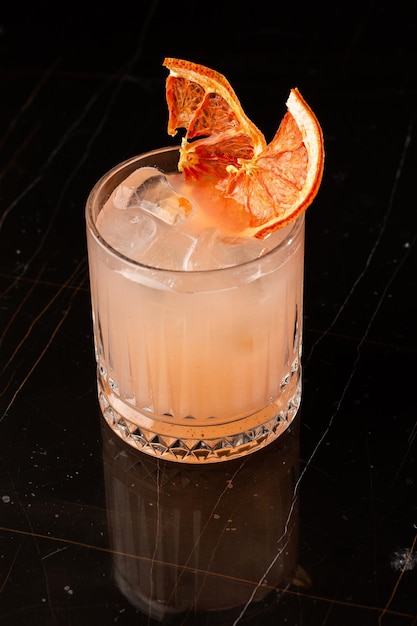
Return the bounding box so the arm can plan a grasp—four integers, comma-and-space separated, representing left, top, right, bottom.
163, 57, 324, 237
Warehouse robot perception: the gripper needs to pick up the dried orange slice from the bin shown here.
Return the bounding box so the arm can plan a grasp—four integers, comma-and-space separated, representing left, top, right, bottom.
163, 57, 324, 238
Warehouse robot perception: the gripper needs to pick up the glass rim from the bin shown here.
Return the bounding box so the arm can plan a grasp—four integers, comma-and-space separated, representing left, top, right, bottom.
85, 146, 305, 277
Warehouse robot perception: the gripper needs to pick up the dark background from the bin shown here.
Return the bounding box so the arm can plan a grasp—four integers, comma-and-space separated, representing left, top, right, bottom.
1, 1, 416, 624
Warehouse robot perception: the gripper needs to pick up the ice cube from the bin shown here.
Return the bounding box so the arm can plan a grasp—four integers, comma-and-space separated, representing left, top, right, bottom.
114, 167, 195, 225
96, 203, 157, 261
188, 228, 269, 270
97, 166, 198, 269
138, 223, 198, 271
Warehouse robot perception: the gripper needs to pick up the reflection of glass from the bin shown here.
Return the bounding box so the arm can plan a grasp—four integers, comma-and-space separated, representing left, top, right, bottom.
86, 147, 304, 463
102, 416, 300, 624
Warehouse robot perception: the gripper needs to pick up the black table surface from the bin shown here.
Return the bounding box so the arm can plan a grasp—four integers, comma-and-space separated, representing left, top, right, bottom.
1, 2, 416, 624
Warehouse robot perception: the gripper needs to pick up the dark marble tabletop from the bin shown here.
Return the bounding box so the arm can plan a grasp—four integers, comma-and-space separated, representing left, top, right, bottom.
1, 1, 416, 624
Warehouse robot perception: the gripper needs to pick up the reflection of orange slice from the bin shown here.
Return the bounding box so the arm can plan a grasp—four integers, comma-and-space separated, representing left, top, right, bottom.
163, 58, 324, 238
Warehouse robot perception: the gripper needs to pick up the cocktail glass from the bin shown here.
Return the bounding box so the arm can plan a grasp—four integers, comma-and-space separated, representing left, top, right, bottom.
86, 147, 304, 463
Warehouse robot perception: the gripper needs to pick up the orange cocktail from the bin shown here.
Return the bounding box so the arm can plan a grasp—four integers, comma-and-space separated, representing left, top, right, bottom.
86, 59, 323, 463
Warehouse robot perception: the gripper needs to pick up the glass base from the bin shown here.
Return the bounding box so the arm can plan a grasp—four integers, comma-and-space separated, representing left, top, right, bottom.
98, 367, 301, 464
